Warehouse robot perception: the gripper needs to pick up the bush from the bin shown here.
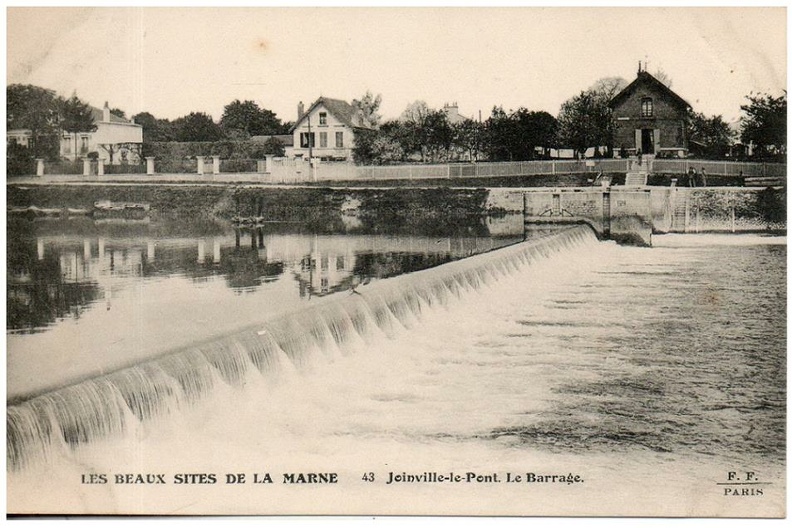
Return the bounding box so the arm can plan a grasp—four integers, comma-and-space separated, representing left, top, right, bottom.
6, 143, 35, 176
142, 140, 284, 162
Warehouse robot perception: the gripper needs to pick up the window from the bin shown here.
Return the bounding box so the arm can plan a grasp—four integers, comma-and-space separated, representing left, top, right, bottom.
319, 132, 328, 148
319, 112, 327, 125
80, 136, 90, 154
335, 132, 344, 148
299, 132, 315, 148
641, 98, 653, 117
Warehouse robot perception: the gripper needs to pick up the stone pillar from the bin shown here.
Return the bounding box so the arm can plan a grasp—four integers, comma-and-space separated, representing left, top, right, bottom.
83, 239, 91, 260
213, 238, 221, 263
196, 156, 205, 175
146, 157, 155, 175
97, 159, 105, 176
265, 155, 274, 173
35, 158, 44, 176
212, 155, 220, 175
37, 239, 45, 260
147, 240, 156, 262
82, 157, 91, 176
197, 240, 205, 264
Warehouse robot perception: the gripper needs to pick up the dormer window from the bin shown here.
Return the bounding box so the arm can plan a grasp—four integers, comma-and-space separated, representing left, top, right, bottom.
319, 112, 327, 125
641, 98, 654, 117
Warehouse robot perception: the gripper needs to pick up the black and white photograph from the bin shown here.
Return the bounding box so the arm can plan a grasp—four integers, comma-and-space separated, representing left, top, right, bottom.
4, 5, 787, 519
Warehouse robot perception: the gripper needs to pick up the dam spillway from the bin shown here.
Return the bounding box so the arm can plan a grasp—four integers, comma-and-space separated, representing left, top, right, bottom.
7, 225, 597, 471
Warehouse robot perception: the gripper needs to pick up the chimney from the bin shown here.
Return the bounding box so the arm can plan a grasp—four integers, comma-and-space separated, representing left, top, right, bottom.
297, 101, 305, 120
103, 101, 110, 122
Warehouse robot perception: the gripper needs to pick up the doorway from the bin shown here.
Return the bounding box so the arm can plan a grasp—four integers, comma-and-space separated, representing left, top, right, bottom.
641, 129, 654, 154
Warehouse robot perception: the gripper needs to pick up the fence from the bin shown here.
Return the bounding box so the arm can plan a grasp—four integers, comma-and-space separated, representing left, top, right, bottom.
652, 159, 784, 178
11, 157, 786, 184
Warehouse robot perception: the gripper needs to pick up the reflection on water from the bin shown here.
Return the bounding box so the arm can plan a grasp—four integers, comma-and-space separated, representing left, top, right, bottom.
6, 219, 525, 334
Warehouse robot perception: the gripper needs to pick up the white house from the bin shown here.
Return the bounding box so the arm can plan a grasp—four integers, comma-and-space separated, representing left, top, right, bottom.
61, 102, 143, 164
288, 97, 375, 161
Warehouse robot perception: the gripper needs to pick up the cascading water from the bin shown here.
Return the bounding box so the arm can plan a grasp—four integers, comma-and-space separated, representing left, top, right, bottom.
7, 225, 599, 472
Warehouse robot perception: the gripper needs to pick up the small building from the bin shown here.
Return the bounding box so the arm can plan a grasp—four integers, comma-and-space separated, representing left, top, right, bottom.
61, 102, 143, 164
288, 97, 375, 161
442, 102, 470, 125
608, 65, 691, 158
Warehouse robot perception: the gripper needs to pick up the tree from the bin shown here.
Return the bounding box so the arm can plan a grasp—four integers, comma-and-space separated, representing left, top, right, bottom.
110, 107, 126, 119
263, 137, 285, 157
6, 84, 62, 158
171, 112, 225, 142
452, 118, 484, 161
220, 99, 285, 138
60, 93, 97, 158
740, 92, 786, 160
422, 110, 453, 162
588, 77, 628, 101
399, 100, 431, 124
132, 111, 176, 142
652, 69, 673, 88
557, 88, 614, 158
687, 111, 734, 159
351, 128, 378, 165
483, 106, 515, 161
352, 91, 382, 128
511, 109, 559, 160
380, 120, 419, 161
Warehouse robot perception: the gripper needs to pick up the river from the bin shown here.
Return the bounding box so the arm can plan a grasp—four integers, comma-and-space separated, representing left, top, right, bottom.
6, 217, 785, 517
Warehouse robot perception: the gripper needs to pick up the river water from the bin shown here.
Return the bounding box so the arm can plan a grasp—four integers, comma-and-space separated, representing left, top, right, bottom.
6, 218, 786, 517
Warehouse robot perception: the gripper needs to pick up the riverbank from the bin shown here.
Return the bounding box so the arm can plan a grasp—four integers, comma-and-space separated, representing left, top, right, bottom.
7, 182, 785, 236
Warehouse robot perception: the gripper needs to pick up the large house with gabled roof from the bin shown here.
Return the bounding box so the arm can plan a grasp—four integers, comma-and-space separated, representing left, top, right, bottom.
608, 65, 692, 158
61, 101, 143, 164
288, 97, 375, 161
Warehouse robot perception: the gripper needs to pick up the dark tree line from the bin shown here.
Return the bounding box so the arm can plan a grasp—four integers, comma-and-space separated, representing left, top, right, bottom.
8, 82, 786, 168
353, 100, 560, 165
132, 99, 292, 143
7, 84, 96, 160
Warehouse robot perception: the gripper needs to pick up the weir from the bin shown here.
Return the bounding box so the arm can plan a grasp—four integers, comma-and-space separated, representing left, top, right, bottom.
7, 225, 597, 471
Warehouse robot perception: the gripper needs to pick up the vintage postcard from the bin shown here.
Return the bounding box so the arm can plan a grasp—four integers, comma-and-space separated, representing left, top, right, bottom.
4, 6, 787, 519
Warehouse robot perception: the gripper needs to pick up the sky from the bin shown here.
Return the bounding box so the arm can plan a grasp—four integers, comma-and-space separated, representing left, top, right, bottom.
5, 6, 787, 124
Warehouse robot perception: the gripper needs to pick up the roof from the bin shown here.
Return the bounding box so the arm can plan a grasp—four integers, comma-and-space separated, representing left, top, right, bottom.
90, 106, 136, 125
608, 71, 691, 111
250, 134, 294, 146
290, 97, 375, 133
